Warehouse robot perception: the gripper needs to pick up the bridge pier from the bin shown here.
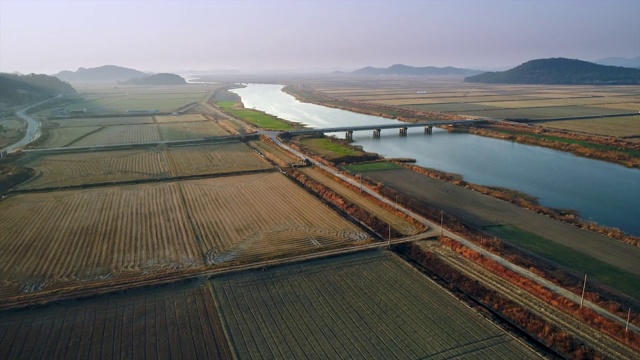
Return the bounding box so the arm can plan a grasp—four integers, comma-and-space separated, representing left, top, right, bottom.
345, 130, 353, 140
424, 125, 433, 134
373, 128, 381, 138
399, 127, 408, 136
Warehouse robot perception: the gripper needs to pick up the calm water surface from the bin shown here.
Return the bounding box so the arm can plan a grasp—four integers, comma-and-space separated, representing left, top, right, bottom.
232, 84, 640, 235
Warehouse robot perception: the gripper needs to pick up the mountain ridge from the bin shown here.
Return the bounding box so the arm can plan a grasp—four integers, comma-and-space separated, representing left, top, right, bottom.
464, 58, 640, 85
54, 65, 147, 83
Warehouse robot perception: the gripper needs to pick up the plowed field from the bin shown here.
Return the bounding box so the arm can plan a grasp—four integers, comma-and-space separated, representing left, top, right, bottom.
211, 251, 541, 359
180, 173, 371, 265
0, 282, 231, 359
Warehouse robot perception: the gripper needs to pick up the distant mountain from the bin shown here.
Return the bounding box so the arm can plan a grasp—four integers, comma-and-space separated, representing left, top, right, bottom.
594, 56, 640, 69
119, 73, 187, 85
54, 65, 147, 83
464, 58, 640, 85
351, 64, 484, 76
0, 73, 76, 107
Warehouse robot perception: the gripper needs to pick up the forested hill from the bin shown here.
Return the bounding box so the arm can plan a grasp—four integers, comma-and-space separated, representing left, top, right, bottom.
55, 65, 147, 83
0, 73, 76, 107
464, 58, 640, 85
119, 73, 187, 85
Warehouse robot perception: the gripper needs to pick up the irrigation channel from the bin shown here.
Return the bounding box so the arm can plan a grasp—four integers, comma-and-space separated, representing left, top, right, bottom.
232, 84, 640, 236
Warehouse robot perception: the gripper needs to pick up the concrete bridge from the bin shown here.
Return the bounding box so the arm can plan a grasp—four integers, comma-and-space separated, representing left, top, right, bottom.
283, 119, 483, 139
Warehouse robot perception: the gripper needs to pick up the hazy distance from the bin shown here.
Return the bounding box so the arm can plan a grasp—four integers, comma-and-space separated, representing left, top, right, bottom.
1, 0, 639, 74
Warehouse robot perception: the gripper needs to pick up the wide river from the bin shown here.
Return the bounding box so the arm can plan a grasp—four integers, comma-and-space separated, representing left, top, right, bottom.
232, 84, 640, 236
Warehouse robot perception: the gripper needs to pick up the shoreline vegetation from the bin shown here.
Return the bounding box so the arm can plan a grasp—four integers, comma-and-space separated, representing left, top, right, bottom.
462, 122, 640, 168
367, 159, 640, 248
284, 131, 639, 249
283, 84, 640, 168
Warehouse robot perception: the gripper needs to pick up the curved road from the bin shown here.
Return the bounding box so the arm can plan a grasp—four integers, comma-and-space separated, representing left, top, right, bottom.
2, 95, 60, 153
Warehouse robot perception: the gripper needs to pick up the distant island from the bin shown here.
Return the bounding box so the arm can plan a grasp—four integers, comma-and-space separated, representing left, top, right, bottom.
0, 73, 76, 107
464, 58, 640, 85
55, 65, 147, 83
118, 73, 187, 85
347, 64, 483, 76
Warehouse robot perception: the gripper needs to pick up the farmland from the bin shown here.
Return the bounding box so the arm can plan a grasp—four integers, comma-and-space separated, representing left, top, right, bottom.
0, 281, 231, 359
0, 119, 26, 148
542, 115, 640, 138
211, 251, 541, 359
165, 142, 271, 176
71, 124, 162, 146
0, 173, 370, 299
303, 77, 640, 137
158, 121, 228, 141
16, 142, 272, 189
34, 84, 217, 116
16, 148, 171, 189
178, 173, 371, 265
51, 116, 154, 127
0, 182, 203, 299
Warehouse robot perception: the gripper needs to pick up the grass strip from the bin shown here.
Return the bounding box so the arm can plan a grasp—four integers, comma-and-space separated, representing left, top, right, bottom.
485, 224, 640, 299
300, 138, 364, 158
216, 101, 293, 130
344, 161, 403, 173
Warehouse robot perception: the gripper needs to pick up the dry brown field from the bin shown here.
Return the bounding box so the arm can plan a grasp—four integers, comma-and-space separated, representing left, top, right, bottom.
0, 282, 231, 359
166, 142, 272, 176
180, 173, 371, 265
0, 173, 370, 299
0, 181, 202, 299
248, 139, 301, 165
17, 148, 171, 189
211, 251, 541, 359
38, 126, 102, 148
158, 121, 228, 141
305, 78, 640, 137
542, 116, 640, 137
18, 142, 271, 189
72, 124, 162, 146
51, 116, 154, 127
155, 114, 208, 123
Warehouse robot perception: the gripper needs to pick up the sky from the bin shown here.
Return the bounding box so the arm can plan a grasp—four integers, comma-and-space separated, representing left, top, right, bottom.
1, 0, 639, 74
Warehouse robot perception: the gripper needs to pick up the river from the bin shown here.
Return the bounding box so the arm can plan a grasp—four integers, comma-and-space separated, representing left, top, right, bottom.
232, 84, 640, 236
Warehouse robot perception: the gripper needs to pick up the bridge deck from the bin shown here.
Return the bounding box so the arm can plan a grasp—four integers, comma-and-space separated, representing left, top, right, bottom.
284, 119, 482, 135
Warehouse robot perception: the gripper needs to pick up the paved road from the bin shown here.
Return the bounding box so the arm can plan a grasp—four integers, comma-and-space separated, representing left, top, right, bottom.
2, 96, 60, 153
264, 130, 638, 333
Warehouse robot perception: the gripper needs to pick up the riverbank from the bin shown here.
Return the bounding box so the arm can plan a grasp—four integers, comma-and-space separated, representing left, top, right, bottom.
284, 84, 640, 168
462, 121, 640, 168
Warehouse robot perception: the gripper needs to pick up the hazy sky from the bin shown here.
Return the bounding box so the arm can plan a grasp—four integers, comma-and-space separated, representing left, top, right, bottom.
1, 0, 639, 74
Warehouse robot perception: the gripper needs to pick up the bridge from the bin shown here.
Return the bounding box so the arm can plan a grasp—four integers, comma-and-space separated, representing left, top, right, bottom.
282, 119, 484, 139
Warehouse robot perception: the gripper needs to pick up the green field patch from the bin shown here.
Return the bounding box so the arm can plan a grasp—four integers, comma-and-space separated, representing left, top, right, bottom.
344, 161, 403, 172
485, 224, 640, 299
300, 137, 364, 159
216, 101, 293, 130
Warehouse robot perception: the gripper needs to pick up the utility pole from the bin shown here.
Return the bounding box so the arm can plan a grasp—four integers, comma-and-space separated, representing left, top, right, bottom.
580, 274, 587, 308
626, 308, 631, 332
